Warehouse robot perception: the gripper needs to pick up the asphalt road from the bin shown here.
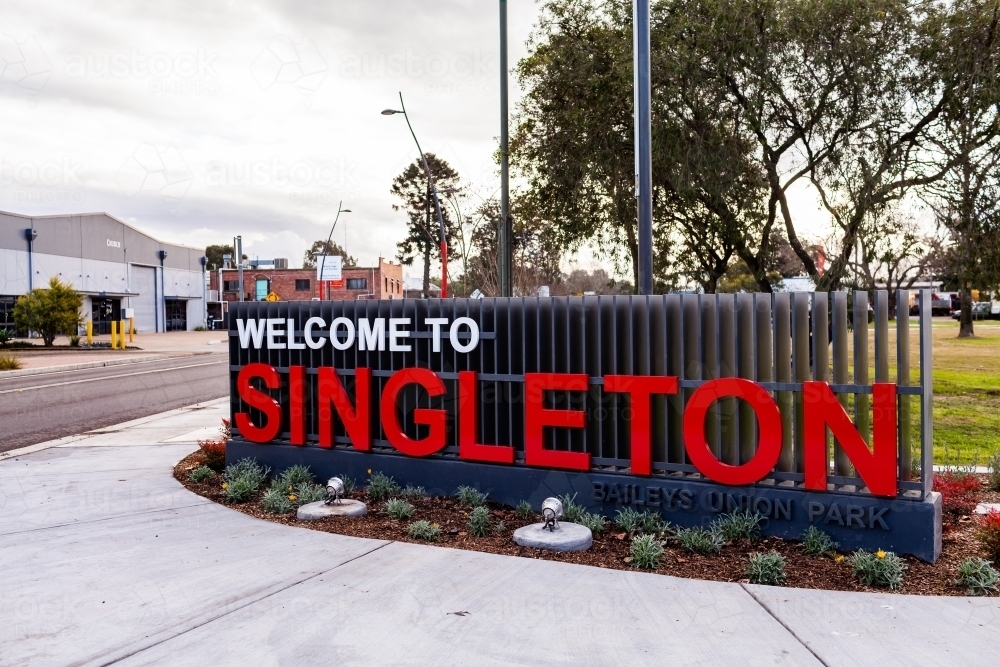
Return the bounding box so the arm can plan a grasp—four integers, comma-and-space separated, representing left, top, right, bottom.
0, 354, 229, 453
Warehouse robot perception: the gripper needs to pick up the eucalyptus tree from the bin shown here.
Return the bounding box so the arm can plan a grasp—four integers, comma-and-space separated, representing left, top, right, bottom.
512, 0, 644, 286
923, 0, 1000, 337
391, 154, 462, 298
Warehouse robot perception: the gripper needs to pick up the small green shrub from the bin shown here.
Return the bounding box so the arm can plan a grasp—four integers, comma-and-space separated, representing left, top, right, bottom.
400, 485, 427, 499
69, 335, 80, 347
0, 352, 22, 371
850, 549, 907, 590
261, 485, 295, 514
0, 328, 12, 346
468, 506, 495, 537
292, 482, 326, 506
615, 508, 669, 534
367, 472, 401, 501
187, 466, 214, 483
988, 450, 1000, 493
559, 493, 586, 522
385, 498, 415, 521
194, 325, 207, 331
222, 459, 268, 503
629, 534, 666, 569
456, 485, 488, 507
277, 465, 314, 488
407, 520, 441, 541
712, 509, 764, 542
955, 558, 999, 596
801, 525, 838, 556
615, 507, 644, 533
747, 551, 787, 586
578, 511, 608, 533
675, 527, 724, 555
514, 500, 533, 519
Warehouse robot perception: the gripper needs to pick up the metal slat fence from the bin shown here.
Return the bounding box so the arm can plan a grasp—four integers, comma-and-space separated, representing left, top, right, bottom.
229, 290, 933, 501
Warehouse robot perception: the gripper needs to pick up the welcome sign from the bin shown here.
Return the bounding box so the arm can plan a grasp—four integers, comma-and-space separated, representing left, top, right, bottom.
227, 292, 941, 561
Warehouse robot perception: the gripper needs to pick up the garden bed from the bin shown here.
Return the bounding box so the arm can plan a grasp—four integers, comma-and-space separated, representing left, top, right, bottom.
174, 450, 999, 597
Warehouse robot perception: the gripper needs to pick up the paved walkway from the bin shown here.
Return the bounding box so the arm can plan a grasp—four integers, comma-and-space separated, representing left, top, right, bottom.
1, 400, 996, 666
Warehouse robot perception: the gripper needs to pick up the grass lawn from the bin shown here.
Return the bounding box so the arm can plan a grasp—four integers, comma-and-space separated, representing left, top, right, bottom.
922, 320, 1000, 466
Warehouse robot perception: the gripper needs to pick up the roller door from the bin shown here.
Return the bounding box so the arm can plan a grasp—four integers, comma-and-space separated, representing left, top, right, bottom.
128, 266, 157, 333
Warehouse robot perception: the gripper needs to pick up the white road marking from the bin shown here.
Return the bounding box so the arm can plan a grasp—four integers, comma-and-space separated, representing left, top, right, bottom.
0, 361, 226, 395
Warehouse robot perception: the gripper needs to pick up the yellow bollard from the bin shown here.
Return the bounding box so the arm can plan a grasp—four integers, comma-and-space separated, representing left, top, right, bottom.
110, 321, 117, 350
129, 317, 135, 343
86, 321, 93, 346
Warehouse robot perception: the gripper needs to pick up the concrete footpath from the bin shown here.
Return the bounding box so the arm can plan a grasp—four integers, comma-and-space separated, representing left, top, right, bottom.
0, 401, 996, 667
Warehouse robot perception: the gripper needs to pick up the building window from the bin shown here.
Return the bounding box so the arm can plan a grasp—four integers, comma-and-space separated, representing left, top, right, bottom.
223, 280, 240, 292
295, 279, 310, 291
346, 278, 367, 290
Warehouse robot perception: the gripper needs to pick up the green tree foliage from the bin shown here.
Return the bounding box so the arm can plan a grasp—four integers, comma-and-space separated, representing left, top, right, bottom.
512, 0, 1000, 297
924, 0, 1000, 337
302, 240, 357, 270
204, 245, 246, 271
392, 154, 462, 297
13, 277, 83, 346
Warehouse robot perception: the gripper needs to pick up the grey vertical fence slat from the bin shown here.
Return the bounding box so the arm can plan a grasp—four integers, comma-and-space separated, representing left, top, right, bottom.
665, 295, 684, 464
854, 291, 871, 444
789, 293, 810, 474
702, 297, 719, 457
683, 296, 701, 460
831, 292, 851, 476
736, 294, 756, 466
772, 293, 794, 474
897, 290, 912, 481
874, 291, 890, 384
718, 296, 738, 465
811, 293, 830, 477
920, 290, 934, 497
755, 295, 774, 467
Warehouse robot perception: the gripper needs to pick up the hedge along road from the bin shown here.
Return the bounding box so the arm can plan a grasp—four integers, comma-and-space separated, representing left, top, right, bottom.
0, 354, 229, 453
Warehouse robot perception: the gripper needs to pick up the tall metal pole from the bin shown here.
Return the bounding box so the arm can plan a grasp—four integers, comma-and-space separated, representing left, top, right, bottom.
499, 0, 512, 297
634, 0, 654, 295
236, 235, 244, 302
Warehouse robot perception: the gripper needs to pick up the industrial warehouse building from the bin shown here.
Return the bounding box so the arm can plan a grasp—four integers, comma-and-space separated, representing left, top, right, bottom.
0, 211, 206, 334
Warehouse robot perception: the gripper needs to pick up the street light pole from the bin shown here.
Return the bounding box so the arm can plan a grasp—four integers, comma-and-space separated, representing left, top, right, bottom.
499, 0, 512, 298
382, 93, 449, 298
319, 202, 351, 300
634, 0, 654, 295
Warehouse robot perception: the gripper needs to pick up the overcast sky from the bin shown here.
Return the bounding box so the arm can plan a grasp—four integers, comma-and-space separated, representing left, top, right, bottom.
0, 0, 542, 275
1, 0, 844, 284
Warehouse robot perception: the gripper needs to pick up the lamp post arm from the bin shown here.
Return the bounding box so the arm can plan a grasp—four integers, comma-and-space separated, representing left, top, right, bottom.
320, 202, 346, 300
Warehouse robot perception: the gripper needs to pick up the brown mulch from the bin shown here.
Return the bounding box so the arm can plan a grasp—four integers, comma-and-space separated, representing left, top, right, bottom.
174, 451, 998, 597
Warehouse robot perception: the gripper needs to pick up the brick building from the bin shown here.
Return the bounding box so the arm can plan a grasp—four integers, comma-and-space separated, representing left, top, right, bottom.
207, 257, 403, 326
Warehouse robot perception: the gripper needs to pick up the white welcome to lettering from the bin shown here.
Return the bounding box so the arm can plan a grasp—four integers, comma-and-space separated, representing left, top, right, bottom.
235, 317, 480, 353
